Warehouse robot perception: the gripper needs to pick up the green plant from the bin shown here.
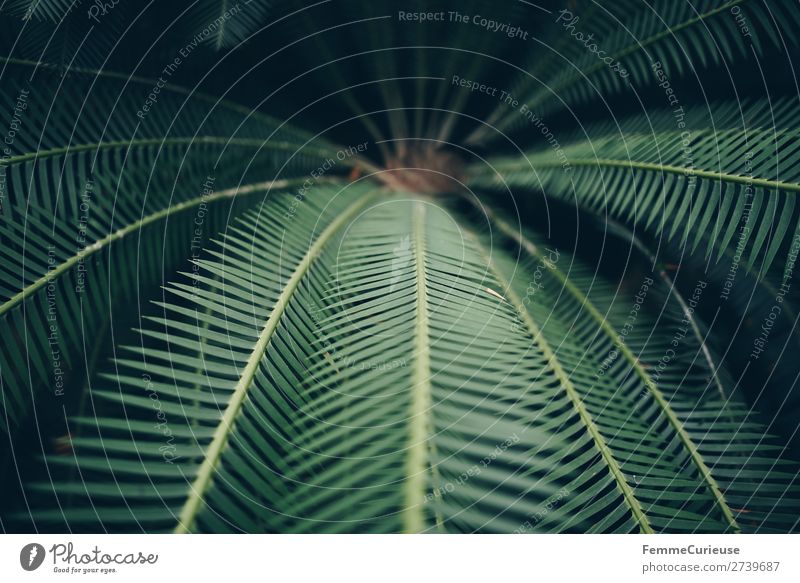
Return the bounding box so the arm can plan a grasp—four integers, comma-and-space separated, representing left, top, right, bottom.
1, 0, 799, 533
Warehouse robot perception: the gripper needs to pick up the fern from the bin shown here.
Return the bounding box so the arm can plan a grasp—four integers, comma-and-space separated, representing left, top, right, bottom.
2, 0, 800, 534
470, 97, 800, 275
0, 62, 348, 432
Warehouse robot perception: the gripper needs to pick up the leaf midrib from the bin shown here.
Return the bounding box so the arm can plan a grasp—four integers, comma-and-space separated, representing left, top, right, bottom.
402, 200, 433, 533
173, 189, 379, 534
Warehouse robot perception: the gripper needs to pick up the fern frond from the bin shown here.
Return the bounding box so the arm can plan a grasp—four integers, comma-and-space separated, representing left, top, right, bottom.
3, 1, 799, 534
470, 98, 800, 276
21, 183, 378, 531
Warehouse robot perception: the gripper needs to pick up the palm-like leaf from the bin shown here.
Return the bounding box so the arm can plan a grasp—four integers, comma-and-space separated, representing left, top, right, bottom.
21, 186, 799, 533
467, 0, 800, 144
3, 0, 799, 536
473, 202, 799, 532
22, 183, 377, 531
470, 98, 800, 276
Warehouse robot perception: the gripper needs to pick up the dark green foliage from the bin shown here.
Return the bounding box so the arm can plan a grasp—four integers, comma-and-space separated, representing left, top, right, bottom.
2, 0, 799, 534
